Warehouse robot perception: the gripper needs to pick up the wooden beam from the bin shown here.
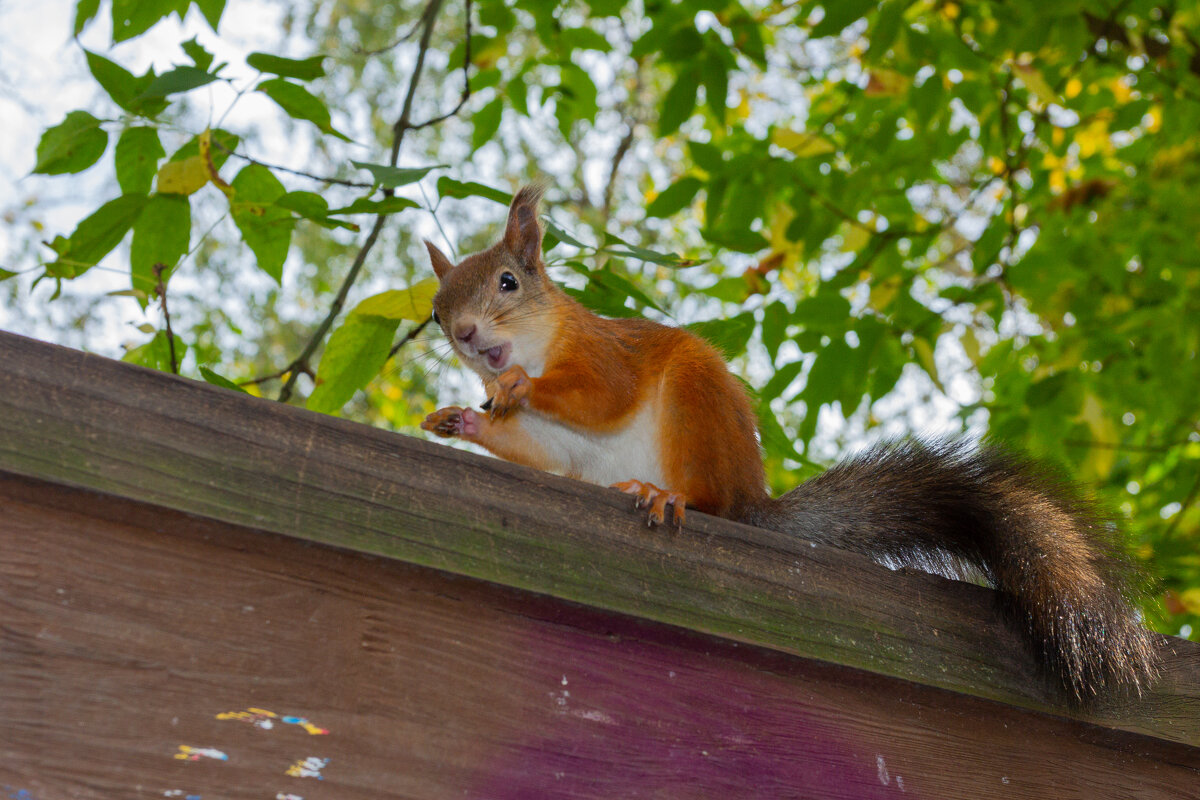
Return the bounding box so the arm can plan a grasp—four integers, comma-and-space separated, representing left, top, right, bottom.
0, 330, 1197, 748
3, 476, 1196, 796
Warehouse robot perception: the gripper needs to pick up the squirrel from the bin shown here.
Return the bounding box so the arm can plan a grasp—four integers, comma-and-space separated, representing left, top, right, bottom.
419, 184, 1158, 700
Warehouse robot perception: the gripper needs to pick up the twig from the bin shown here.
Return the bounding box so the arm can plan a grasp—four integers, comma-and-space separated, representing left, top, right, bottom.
213, 142, 375, 188
355, 12, 426, 56
152, 262, 178, 375
1062, 439, 1188, 453
277, 0, 448, 403
406, 0, 473, 131
389, 316, 433, 359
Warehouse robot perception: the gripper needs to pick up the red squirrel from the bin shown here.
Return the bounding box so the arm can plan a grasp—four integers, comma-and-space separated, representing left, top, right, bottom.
420, 184, 1157, 699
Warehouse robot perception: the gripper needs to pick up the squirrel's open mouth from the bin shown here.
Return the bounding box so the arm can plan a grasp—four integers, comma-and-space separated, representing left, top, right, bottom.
482, 342, 510, 370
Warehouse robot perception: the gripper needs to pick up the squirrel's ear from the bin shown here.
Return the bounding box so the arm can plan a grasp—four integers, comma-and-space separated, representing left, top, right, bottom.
424, 240, 455, 280
503, 184, 546, 270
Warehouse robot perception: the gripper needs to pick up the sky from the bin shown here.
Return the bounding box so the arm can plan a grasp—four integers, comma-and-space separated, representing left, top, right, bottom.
0, 0, 289, 350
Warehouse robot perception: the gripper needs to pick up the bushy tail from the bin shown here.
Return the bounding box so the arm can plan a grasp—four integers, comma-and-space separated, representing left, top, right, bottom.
738, 439, 1158, 699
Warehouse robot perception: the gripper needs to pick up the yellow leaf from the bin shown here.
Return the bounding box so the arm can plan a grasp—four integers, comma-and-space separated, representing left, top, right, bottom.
840, 223, 870, 253
1065, 78, 1082, 99
961, 327, 981, 364
772, 128, 836, 158
1075, 392, 1117, 479
1074, 120, 1112, 159
868, 277, 900, 312
912, 338, 943, 392
1146, 105, 1162, 133
865, 69, 911, 97
1179, 589, 1200, 615
1014, 63, 1057, 104
351, 278, 438, 321
156, 155, 209, 195
199, 128, 234, 199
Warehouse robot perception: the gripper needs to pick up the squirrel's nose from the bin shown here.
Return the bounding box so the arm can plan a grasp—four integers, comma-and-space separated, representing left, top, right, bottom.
454, 323, 477, 344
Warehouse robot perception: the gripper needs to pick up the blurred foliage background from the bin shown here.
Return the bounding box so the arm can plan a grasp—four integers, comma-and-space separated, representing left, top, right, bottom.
4, 0, 1198, 639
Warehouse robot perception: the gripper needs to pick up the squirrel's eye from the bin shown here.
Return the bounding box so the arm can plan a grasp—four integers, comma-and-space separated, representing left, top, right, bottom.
498, 271, 519, 292
431, 308, 441, 325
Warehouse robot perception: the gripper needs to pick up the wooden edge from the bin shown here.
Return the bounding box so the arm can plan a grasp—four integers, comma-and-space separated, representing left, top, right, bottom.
0, 330, 1197, 747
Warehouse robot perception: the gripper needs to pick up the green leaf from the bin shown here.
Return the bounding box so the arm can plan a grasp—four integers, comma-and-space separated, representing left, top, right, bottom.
327, 196, 420, 215
762, 301, 790, 361
276, 191, 329, 219
0, 268, 20, 282
47, 194, 148, 278
139, 66, 221, 98
351, 161, 446, 188
181, 37, 215, 71
436, 177, 512, 205
757, 404, 803, 461
660, 69, 700, 136
123, 330, 186, 372
130, 193, 191, 299
599, 232, 695, 266
867, 0, 907, 60
688, 140, 724, 172
33, 111, 108, 175
561, 28, 611, 52
793, 294, 851, 329
472, 97, 504, 151
542, 218, 590, 249
199, 365, 248, 393
115, 126, 165, 195
811, 0, 875, 38
258, 77, 350, 141
350, 280, 437, 321
566, 262, 665, 314
700, 50, 728, 121
646, 176, 703, 218
193, 0, 225, 29
687, 313, 756, 359
761, 359, 804, 402
111, 0, 175, 43
307, 314, 401, 414
85, 51, 164, 115
229, 164, 293, 284
74, 0, 101, 35
247, 52, 327, 80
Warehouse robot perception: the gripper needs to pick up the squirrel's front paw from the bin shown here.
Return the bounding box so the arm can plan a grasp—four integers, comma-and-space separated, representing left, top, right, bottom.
490, 365, 532, 419
421, 406, 480, 438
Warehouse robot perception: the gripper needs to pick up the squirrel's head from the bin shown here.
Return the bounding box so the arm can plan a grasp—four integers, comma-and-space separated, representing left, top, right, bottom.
425, 184, 559, 380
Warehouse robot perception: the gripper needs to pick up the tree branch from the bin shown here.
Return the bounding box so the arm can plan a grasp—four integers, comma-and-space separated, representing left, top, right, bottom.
275, 0, 448, 403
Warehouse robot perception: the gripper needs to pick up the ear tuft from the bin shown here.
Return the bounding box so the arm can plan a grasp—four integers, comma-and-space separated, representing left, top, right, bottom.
425, 240, 455, 280
503, 182, 547, 269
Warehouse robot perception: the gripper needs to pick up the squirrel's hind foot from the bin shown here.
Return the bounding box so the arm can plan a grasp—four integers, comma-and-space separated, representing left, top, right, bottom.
611, 480, 686, 529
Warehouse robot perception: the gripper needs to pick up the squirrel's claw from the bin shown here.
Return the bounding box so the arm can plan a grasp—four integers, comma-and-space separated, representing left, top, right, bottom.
611, 480, 686, 530
490, 365, 532, 420
421, 406, 479, 438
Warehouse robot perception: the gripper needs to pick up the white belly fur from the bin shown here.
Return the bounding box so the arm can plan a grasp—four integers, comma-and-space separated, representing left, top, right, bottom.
517, 403, 665, 488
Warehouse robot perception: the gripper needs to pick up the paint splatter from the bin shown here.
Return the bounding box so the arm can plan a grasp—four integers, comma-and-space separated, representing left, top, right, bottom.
217, 708, 328, 735
7, 790, 34, 800
216, 707, 276, 730
275, 795, 304, 800
173, 746, 228, 762
162, 792, 202, 800
285, 757, 329, 779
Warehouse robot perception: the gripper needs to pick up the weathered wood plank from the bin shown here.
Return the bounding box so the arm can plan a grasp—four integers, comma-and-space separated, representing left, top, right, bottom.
1, 475, 1196, 798
0, 330, 1197, 747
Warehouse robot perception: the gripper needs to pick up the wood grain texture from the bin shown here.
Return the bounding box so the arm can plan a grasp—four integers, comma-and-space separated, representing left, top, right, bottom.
0, 330, 1197, 748
1, 475, 1197, 798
